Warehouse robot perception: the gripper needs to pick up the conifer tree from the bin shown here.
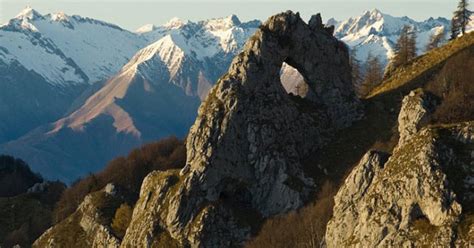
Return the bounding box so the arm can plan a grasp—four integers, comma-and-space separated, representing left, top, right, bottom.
450, 17, 461, 40
452, 0, 472, 38
391, 25, 417, 68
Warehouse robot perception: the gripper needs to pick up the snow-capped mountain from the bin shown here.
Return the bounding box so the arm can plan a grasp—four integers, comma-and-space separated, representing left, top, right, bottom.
333, 9, 450, 65
0, 7, 467, 182
0, 7, 148, 85
134, 15, 260, 99
0, 14, 261, 182
0, 7, 151, 144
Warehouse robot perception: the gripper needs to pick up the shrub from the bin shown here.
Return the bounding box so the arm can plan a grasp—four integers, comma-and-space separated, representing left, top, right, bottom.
427, 45, 474, 123
111, 203, 133, 238
246, 181, 336, 248
53, 136, 186, 223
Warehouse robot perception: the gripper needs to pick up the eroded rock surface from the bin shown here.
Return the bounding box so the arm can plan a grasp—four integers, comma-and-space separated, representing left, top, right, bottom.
397, 89, 437, 147
122, 11, 361, 247
326, 90, 474, 247
34, 184, 122, 248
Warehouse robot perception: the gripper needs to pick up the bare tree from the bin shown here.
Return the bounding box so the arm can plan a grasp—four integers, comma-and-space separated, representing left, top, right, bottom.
426, 29, 446, 51
359, 53, 383, 97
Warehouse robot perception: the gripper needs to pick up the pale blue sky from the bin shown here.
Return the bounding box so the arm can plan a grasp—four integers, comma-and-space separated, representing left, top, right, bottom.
0, 0, 457, 31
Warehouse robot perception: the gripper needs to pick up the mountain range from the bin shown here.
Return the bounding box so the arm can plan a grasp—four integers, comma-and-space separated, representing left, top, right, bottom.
31, 11, 474, 247
0, 7, 472, 182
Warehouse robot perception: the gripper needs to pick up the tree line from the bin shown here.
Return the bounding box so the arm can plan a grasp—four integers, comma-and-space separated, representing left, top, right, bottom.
352, 0, 471, 97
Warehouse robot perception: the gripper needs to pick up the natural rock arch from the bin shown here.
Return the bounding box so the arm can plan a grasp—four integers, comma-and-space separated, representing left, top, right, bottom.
122, 11, 361, 248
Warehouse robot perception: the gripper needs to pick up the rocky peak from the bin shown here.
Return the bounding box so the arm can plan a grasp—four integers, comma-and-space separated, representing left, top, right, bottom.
227, 14, 242, 26
204, 14, 241, 30
50, 11, 70, 22
325, 88, 474, 247
15, 6, 43, 20
397, 89, 437, 147
121, 10, 361, 247
163, 17, 186, 29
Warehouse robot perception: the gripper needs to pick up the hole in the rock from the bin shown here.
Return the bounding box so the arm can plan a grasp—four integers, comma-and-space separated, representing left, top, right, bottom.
280, 62, 310, 98
218, 185, 252, 208
409, 203, 428, 222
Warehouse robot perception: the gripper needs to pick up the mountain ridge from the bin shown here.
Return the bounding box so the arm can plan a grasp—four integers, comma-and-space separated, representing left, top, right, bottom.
0, 7, 468, 182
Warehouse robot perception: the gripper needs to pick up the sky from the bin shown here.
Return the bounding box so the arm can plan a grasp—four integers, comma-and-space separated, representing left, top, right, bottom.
0, 0, 457, 31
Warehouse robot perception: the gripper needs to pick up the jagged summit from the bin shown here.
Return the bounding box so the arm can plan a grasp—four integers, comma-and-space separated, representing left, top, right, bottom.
120, 11, 361, 247
50, 11, 70, 22
163, 17, 186, 29
227, 14, 242, 25
15, 6, 43, 20
0, 10, 260, 182
335, 9, 450, 63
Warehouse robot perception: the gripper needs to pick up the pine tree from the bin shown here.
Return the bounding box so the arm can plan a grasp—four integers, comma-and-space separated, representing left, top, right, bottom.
359, 53, 383, 97
452, 0, 472, 38
426, 30, 445, 52
451, 17, 461, 40
391, 25, 417, 68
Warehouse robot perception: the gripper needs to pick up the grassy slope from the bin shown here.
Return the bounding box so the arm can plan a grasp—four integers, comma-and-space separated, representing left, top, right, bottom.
368, 32, 474, 98
302, 34, 474, 187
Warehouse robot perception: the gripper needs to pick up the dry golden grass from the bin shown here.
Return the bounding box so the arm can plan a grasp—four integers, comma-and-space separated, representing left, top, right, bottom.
368, 32, 474, 98
245, 181, 336, 248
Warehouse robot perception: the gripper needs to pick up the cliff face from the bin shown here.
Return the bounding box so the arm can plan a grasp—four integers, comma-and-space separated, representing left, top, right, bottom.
121, 11, 361, 247
326, 89, 474, 247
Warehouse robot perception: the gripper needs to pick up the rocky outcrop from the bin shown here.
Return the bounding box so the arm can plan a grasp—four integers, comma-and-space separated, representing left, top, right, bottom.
122, 11, 361, 247
397, 89, 437, 147
33, 184, 122, 248
326, 89, 474, 247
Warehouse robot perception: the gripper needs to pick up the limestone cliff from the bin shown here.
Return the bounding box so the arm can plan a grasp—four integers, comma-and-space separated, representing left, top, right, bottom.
326, 89, 474, 247
121, 11, 361, 247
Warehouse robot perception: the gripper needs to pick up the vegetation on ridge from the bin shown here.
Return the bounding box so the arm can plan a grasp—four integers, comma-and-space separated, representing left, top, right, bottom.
0, 157, 65, 247
53, 136, 186, 223
368, 32, 474, 97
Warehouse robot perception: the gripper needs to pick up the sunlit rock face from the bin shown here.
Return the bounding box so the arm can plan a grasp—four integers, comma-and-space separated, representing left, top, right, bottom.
122, 11, 361, 247
326, 89, 474, 248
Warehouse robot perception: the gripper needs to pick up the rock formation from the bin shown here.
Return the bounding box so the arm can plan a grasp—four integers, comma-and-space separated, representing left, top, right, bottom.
326, 89, 474, 247
121, 11, 361, 247
33, 184, 122, 248
397, 89, 437, 147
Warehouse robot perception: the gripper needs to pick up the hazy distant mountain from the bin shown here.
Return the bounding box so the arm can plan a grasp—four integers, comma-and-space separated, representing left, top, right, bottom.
0, 7, 466, 182
0, 14, 260, 182
0, 7, 148, 143
0, 7, 147, 84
